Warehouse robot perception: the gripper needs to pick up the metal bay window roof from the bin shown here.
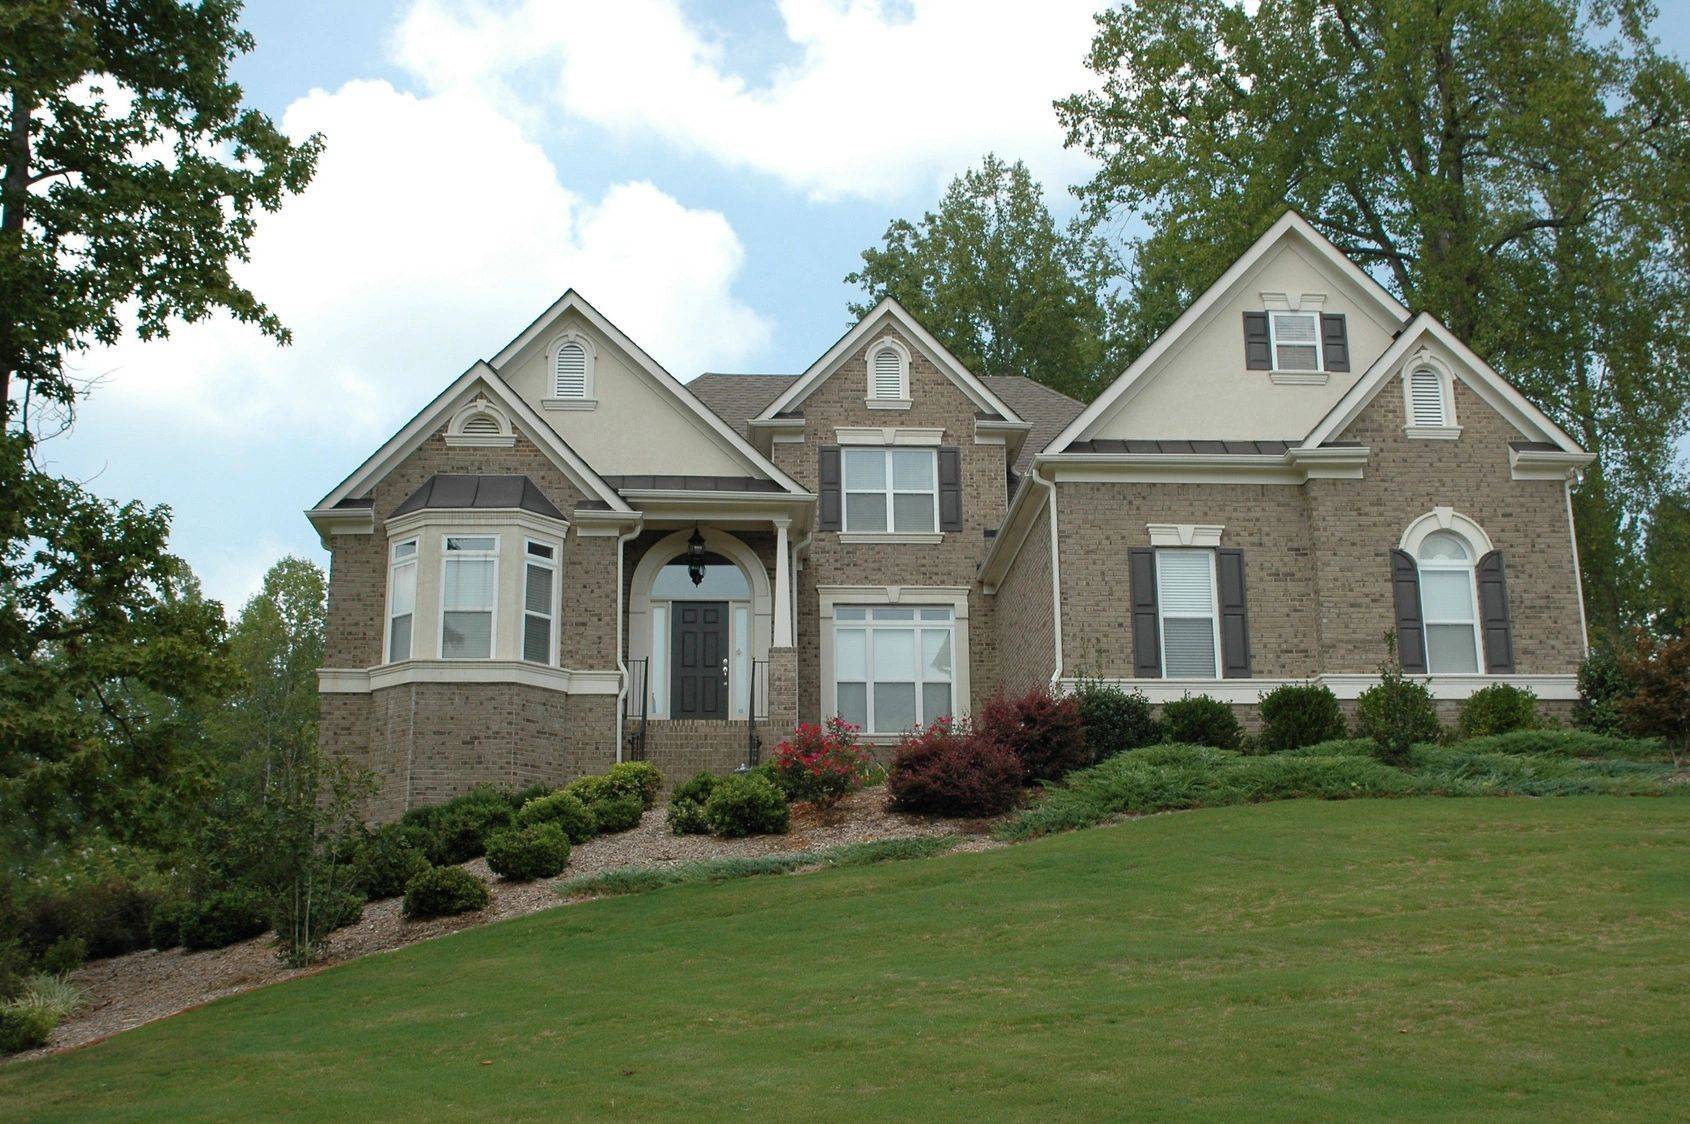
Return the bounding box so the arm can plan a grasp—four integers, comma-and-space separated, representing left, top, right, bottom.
392, 474, 566, 519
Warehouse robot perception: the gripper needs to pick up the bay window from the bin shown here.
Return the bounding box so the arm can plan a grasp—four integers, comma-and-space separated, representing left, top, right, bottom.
833, 606, 954, 733
522, 540, 557, 664
387, 539, 417, 661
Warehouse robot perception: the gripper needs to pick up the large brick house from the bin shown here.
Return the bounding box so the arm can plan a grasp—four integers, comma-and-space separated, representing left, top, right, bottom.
310, 212, 1592, 817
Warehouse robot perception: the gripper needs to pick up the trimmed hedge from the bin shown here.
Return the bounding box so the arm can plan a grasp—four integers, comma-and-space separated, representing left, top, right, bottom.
1257, 683, 1348, 753
607, 762, 663, 809
667, 773, 719, 835
702, 774, 790, 838
515, 791, 597, 843
485, 824, 572, 881
1072, 680, 1160, 762
351, 824, 431, 901
401, 867, 490, 919
1458, 683, 1540, 738
590, 793, 646, 834
1160, 694, 1243, 749
178, 888, 270, 951
0, 1004, 55, 1055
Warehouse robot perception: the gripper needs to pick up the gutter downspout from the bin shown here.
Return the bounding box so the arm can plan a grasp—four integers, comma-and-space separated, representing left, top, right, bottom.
612, 519, 643, 762
1031, 467, 1064, 685
1564, 474, 1590, 657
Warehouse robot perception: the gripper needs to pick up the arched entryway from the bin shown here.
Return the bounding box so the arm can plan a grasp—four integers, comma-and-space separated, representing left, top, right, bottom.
628, 528, 772, 720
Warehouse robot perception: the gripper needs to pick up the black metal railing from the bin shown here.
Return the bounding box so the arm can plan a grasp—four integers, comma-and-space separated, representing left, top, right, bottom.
625, 658, 649, 761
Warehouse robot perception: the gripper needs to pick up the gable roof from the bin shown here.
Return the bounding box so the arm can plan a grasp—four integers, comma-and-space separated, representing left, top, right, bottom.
1045, 210, 1412, 454
311, 362, 631, 515
1301, 312, 1586, 453
981, 376, 1086, 474
757, 297, 1023, 423
488, 289, 806, 495
687, 374, 800, 439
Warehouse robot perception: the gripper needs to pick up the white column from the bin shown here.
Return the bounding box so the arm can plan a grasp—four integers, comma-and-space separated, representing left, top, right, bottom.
773, 518, 793, 647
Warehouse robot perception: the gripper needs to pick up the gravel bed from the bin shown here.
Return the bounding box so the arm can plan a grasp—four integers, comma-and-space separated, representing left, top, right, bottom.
13, 789, 1003, 1062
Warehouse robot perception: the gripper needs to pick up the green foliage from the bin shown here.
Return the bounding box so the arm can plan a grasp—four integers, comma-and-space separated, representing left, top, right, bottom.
606, 763, 663, 809
1256, 684, 1348, 753
1574, 647, 1631, 736
484, 824, 571, 882
1458, 684, 1541, 738
702, 774, 790, 838
1643, 486, 1690, 635
1071, 679, 1161, 762
1617, 628, 1690, 766
589, 793, 645, 835
1452, 729, 1667, 762
10, 841, 176, 960
422, 799, 513, 866
401, 867, 489, 920
671, 772, 719, 806
846, 154, 1122, 401
514, 792, 596, 844
38, 937, 85, 977
0, 1004, 55, 1055
178, 888, 269, 951
666, 773, 719, 836
1355, 638, 1441, 764
1159, 695, 1242, 749
1057, 0, 1690, 638
564, 775, 614, 807
350, 825, 431, 901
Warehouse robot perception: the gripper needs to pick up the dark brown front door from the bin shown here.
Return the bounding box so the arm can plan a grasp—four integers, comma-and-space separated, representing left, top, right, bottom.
671, 602, 728, 719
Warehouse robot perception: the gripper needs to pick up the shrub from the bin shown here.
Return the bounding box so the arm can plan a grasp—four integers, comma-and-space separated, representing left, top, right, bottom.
885, 718, 1023, 817
589, 793, 645, 834
703, 774, 791, 838
401, 866, 490, 919
1454, 729, 1669, 761
272, 890, 365, 963
351, 824, 432, 900
607, 762, 663, 809
0, 1004, 56, 1055
1617, 628, 1690, 767
422, 800, 511, 866
1355, 636, 1441, 764
564, 774, 614, 807
671, 771, 719, 806
771, 717, 869, 809
507, 783, 554, 811
39, 937, 86, 976
1071, 679, 1160, 762
179, 888, 270, 951
1458, 683, 1540, 738
18, 866, 165, 962
1159, 694, 1243, 749
666, 773, 719, 835
1574, 646, 1630, 735
515, 791, 597, 843
976, 687, 1088, 782
484, 824, 572, 881
1257, 683, 1348, 753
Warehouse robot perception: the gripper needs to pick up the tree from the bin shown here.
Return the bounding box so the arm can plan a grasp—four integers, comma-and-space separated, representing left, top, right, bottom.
1058, 0, 1690, 638
1643, 484, 1690, 635
1617, 627, 1689, 767
1, 0, 321, 433
846, 154, 1123, 402
217, 557, 327, 766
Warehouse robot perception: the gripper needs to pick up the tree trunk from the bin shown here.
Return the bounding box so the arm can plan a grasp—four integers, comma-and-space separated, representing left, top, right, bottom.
1, 89, 34, 423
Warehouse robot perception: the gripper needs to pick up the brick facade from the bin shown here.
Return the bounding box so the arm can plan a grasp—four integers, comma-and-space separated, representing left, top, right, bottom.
992, 492, 1056, 697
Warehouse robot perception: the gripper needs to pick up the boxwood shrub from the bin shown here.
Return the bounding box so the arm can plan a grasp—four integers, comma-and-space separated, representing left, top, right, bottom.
401, 866, 490, 919
1257, 683, 1348, 753
666, 772, 719, 835
607, 762, 663, 808
351, 824, 431, 900
515, 791, 597, 843
1072, 679, 1160, 762
1458, 683, 1540, 738
0, 1004, 56, 1055
590, 793, 646, 834
703, 774, 790, 837
484, 824, 572, 881
178, 888, 270, 951
1159, 694, 1243, 749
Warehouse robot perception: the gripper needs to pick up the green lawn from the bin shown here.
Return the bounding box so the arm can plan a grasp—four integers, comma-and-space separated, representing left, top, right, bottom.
4, 797, 1686, 1121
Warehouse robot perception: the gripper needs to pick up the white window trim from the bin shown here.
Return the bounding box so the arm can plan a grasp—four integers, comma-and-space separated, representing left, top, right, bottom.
865, 337, 912, 409
444, 400, 516, 447
830, 606, 956, 736
1155, 548, 1222, 680
842, 446, 940, 535
543, 330, 598, 410
521, 539, 559, 666
385, 538, 418, 663
818, 585, 972, 740
1267, 309, 1323, 374
1416, 536, 1484, 674
1402, 352, 1460, 439
1399, 507, 1493, 557
1146, 523, 1224, 548
440, 533, 499, 661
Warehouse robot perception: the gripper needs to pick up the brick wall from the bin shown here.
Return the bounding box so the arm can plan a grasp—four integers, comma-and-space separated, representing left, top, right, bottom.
991, 491, 1056, 697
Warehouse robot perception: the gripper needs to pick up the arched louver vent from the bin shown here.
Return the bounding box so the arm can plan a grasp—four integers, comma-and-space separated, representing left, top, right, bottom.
871, 346, 903, 399
1409, 368, 1446, 427
461, 412, 501, 436
555, 341, 588, 398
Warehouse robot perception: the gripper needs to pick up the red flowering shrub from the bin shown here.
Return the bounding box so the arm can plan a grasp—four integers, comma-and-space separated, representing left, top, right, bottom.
886, 718, 1022, 817
771, 716, 868, 810
975, 687, 1088, 782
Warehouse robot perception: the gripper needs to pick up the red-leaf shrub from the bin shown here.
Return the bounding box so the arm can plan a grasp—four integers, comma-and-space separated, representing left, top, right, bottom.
772, 716, 869, 810
886, 718, 1022, 816
975, 687, 1087, 782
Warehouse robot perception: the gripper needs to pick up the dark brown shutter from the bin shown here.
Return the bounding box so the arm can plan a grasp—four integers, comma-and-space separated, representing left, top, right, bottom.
818, 446, 841, 531
1476, 550, 1515, 673
1321, 313, 1350, 372
937, 446, 963, 532
1216, 548, 1252, 678
1129, 547, 1162, 678
1243, 311, 1271, 370
1391, 548, 1428, 674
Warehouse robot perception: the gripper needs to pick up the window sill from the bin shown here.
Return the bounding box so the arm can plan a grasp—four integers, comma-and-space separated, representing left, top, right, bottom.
542, 398, 598, 411
1267, 370, 1330, 385
864, 398, 912, 411
1404, 425, 1461, 440
837, 532, 944, 544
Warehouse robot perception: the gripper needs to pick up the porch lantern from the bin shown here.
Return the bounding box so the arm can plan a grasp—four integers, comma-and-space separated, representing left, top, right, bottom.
685, 526, 707, 587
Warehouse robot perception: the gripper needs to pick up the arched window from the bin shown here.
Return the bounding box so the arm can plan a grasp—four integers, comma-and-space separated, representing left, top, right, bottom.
1416, 530, 1480, 673
866, 338, 910, 403
548, 333, 596, 407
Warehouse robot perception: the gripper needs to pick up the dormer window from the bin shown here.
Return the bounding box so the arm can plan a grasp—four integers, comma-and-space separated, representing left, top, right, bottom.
866, 338, 911, 409
545, 332, 596, 410
1268, 311, 1321, 371
1402, 357, 1459, 438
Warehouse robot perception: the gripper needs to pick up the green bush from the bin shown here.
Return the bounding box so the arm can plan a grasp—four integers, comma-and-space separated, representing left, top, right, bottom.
39, 937, 87, 976
703, 774, 791, 838
401, 866, 490, 919
16, 857, 169, 962
351, 824, 432, 900
1159, 694, 1242, 749
1257, 683, 1348, 753
1072, 680, 1160, 762
671, 771, 719, 806
564, 775, 615, 807
1458, 683, 1540, 738
484, 824, 572, 881
507, 783, 554, 811
0, 1004, 56, 1054
515, 791, 597, 843
589, 793, 646, 834
272, 890, 365, 963
423, 800, 512, 866
1355, 672, 1440, 765
667, 773, 719, 835
1574, 646, 1630, 735
607, 762, 663, 809
179, 888, 270, 951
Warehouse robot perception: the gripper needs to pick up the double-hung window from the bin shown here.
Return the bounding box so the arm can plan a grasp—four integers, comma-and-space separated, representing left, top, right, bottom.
1268, 311, 1321, 372
386, 539, 418, 662
833, 606, 953, 734
842, 447, 937, 533
522, 540, 557, 664
1156, 549, 1221, 677
441, 535, 498, 659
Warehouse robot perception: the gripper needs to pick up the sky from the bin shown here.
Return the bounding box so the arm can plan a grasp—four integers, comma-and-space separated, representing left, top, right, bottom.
36, 0, 1690, 615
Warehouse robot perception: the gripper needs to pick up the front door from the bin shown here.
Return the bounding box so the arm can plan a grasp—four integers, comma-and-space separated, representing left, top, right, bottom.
671, 601, 728, 719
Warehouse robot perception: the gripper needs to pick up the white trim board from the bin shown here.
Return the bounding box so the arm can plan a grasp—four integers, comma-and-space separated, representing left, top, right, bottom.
319, 662, 622, 695
1052, 673, 1579, 703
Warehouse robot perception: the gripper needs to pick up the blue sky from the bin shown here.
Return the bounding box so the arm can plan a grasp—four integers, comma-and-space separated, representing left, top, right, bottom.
38, 0, 1690, 613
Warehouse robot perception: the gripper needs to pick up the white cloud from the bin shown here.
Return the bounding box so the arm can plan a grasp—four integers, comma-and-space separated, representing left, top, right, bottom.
75, 78, 771, 440
394, 0, 1102, 202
